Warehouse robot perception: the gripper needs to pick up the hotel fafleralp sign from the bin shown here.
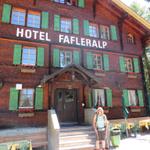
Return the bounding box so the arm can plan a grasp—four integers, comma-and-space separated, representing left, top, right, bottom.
16, 28, 108, 49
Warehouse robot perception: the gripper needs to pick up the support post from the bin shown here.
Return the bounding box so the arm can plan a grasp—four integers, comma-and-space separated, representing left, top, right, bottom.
48, 109, 60, 150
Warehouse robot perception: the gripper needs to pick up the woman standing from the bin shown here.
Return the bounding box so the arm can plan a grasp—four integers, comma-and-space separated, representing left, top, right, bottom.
93, 107, 108, 150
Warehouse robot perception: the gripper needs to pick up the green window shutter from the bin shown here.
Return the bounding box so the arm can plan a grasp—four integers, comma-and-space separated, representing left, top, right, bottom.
73, 51, 80, 65
88, 93, 92, 108
73, 18, 79, 34
110, 25, 118, 41
13, 44, 22, 65
86, 52, 93, 69
93, 90, 97, 108
103, 54, 109, 71
119, 56, 126, 72
78, 0, 85, 8
133, 58, 140, 73
37, 47, 44, 66
35, 88, 43, 110
54, 15, 60, 31
53, 48, 60, 67
137, 90, 144, 107
41, 11, 49, 29
106, 89, 112, 107
2, 4, 11, 23
123, 90, 130, 106
83, 20, 89, 36
9, 88, 19, 111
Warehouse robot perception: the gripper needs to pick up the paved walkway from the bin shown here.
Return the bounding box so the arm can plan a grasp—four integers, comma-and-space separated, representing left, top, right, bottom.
110, 133, 150, 150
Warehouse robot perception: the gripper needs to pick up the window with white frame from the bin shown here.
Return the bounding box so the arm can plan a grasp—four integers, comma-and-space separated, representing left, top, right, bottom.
54, 0, 65, 3
128, 90, 138, 106
60, 50, 72, 67
125, 57, 133, 72
61, 18, 72, 33
93, 89, 105, 107
54, 0, 77, 6
27, 11, 41, 28
11, 8, 26, 26
19, 89, 34, 108
22, 47, 36, 66
93, 54, 103, 70
100, 25, 110, 40
89, 23, 99, 38
146, 47, 150, 61
127, 33, 135, 44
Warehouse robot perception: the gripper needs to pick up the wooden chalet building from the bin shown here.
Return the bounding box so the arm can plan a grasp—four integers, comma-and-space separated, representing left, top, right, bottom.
0, 0, 150, 128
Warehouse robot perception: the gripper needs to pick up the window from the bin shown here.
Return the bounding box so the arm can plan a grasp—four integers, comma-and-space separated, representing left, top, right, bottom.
11, 8, 25, 26
53, 0, 83, 7
89, 23, 99, 38
92, 89, 112, 108
146, 47, 150, 61
127, 33, 135, 44
125, 57, 133, 72
123, 89, 144, 107
100, 25, 110, 40
93, 89, 105, 107
22, 47, 36, 66
60, 50, 72, 67
61, 18, 72, 33
54, 0, 65, 3
19, 89, 34, 108
128, 90, 138, 106
27, 11, 41, 28
93, 54, 103, 70
86, 52, 109, 71
2, 4, 49, 29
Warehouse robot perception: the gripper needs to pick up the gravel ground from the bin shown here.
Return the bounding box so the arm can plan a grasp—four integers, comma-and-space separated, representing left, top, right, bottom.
110, 133, 150, 150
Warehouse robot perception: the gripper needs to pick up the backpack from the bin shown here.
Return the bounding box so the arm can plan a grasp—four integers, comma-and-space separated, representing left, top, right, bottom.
96, 114, 106, 130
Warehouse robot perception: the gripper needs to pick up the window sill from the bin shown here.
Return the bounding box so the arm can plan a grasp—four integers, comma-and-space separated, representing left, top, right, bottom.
21, 66, 36, 73
18, 108, 34, 117
129, 106, 142, 112
18, 113, 34, 117
127, 72, 137, 78
95, 70, 105, 77
130, 108, 141, 112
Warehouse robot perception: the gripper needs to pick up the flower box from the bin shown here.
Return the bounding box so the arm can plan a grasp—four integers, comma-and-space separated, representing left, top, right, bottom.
103, 107, 110, 113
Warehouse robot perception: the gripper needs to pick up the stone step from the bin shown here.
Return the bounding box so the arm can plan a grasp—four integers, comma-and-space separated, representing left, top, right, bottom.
60, 126, 93, 132
60, 133, 95, 141
60, 130, 95, 137
59, 125, 96, 149
59, 144, 95, 150
60, 138, 95, 149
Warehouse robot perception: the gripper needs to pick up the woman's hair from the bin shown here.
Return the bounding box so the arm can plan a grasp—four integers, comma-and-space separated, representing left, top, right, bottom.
96, 107, 104, 114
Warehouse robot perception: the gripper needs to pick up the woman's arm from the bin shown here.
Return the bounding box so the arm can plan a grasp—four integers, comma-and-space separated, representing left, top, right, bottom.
93, 113, 98, 134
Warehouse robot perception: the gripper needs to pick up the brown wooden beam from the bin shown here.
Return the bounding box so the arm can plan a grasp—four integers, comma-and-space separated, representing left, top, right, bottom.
93, 0, 97, 18
118, 13, 128, 50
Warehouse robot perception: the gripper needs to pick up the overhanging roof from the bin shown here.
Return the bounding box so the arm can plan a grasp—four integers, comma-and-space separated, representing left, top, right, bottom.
40, 64, 101, 85
112, 0, 150, 30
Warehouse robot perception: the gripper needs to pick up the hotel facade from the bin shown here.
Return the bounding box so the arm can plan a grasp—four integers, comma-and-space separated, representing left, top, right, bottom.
0, 0, 150, 128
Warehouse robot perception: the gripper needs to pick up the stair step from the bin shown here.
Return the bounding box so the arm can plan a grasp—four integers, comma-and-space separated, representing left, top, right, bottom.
59, 125, 96, 149
60, 135, 96, 142
60, 126, 93, 132
60, 130, 94, 137
60, 144, 95, 150
60, 138, 95, 147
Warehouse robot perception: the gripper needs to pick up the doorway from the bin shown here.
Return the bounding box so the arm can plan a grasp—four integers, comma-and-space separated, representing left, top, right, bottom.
54, 89, 78, 122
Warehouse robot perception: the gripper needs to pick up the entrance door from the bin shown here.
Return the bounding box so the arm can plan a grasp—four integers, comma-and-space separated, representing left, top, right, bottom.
54, 89, 78, 122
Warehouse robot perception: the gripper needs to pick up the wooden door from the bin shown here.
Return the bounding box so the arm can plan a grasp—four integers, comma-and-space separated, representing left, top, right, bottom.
54, 89, 78, 122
